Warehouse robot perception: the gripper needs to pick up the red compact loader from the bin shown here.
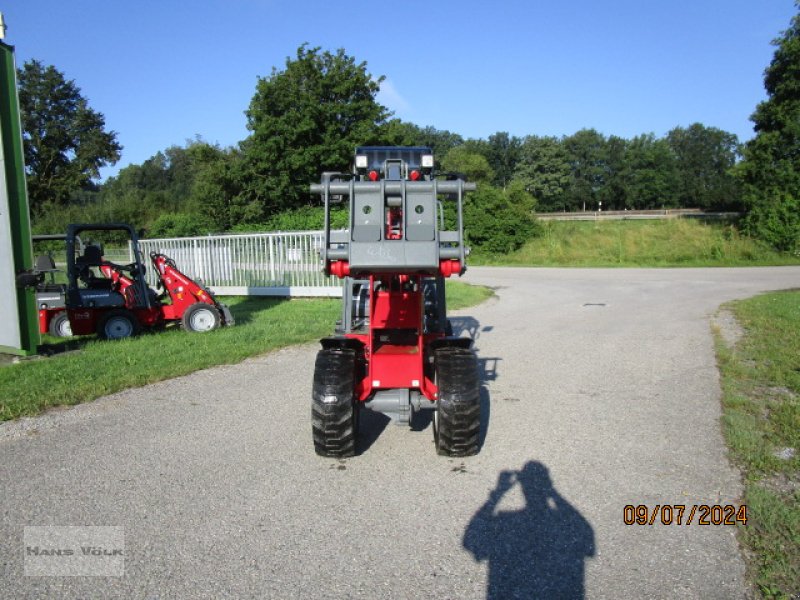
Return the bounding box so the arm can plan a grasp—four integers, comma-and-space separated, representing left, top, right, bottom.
33, 223, 233, 340
310, 147, 481, 457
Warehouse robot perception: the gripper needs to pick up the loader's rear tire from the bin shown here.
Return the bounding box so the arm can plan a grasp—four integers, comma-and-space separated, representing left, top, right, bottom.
434, 347, 481, 456
49, 312, 72, 337
312, 348, 358, 457
182, 302, 221, 333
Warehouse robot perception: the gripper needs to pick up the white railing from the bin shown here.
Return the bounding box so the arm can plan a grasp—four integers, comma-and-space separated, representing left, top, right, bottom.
132, 231, 343, 297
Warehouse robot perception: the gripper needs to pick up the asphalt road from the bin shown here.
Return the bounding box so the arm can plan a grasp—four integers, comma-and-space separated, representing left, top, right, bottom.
2, 266, 799, 599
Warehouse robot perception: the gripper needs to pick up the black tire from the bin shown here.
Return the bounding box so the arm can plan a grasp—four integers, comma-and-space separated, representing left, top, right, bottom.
312, 348, 357, 457
434, 347, 481, 456
97, 309, 140, 340
182, 303, 221, 333
48, 312, 72, 337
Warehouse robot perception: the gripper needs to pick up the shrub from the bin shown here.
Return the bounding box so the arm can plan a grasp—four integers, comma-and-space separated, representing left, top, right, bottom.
464, 183, 539, 253
147, 212, 215, 238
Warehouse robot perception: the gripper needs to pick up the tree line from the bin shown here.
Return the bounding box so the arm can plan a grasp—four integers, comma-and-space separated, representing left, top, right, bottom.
18, 5, 800, 253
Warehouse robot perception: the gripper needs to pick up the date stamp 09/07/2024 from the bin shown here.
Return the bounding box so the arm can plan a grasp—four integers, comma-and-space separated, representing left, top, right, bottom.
623, 504, 748, 526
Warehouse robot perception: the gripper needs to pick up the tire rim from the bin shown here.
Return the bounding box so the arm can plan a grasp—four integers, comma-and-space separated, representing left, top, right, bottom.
189, 308, 216, 332
57, 317, 72, 337
106, 317, 133, 339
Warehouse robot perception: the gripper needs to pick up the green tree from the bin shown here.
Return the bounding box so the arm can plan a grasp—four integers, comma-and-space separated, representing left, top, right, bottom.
513, 136, 571, 211
440, 146, 495, 182
485, 132, 522, 188
190, 147, 248, 230
378, 119, 426, 146
416, 126, 464, 159
623, 134, 679, 209
148, 212, 216, 238
598, 135, 630, 210
377, 120, 465, 165
737, 5, 800, 251
667, 123, 741, 210
241, 45, 389, 215
97, 139, 235, 230
17, 60, 122, 213
563, 129, 607, 211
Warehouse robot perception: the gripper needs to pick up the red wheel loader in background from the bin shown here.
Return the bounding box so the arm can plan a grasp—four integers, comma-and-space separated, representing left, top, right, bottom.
31, 223, 233, 340
310, 147, 481, 457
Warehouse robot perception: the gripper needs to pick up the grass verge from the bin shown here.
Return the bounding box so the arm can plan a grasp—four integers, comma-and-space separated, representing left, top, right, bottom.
446, 277, 494, 309
0, 280, 490, 422
715, 290, 800, 598
473, 219, 800, 267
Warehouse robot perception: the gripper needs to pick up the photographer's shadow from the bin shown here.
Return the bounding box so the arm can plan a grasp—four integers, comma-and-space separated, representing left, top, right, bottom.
464, 461, 595, 599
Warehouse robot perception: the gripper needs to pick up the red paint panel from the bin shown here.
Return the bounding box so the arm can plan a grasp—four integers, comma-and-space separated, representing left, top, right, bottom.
371, 291, 421, 328
66, 309, 97, 335
370, 352, 423, 389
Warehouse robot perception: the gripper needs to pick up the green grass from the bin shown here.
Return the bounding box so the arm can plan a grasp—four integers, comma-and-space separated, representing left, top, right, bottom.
0, 280, 490, 421
715, 290, 800, 598
446, 277, 494, 309
473, 219, 800, 267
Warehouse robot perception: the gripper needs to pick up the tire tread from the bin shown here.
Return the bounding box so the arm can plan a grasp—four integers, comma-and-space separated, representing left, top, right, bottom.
312, 348, 357, 457
435, 347, 481, 456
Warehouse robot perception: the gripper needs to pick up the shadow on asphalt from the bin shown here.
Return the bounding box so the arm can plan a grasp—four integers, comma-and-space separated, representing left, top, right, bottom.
464, 461, 596, 599
479, 356, 500, 382
357, 409, 391, 455
450, 316, 482, 340
478, 384, 491, 450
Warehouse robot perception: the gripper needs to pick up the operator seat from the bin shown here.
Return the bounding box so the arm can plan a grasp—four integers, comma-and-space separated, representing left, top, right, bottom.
34, 254, 65, 293
76, 244, 111, 289
34, 254, 59, 274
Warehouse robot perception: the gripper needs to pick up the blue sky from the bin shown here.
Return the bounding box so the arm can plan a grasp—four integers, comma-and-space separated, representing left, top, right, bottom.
3, 1, 796, 179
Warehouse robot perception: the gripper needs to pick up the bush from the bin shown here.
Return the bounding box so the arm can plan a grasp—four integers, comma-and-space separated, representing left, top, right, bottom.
147, 212, 215, 238
228, 206, 348, 233
742, 191, 800, 254
464, 183, 539, 253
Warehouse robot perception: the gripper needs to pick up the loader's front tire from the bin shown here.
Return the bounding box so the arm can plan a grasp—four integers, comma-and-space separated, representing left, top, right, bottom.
182, 302, 221, 333
434, 347, 481, 456
312, 348, 358, 457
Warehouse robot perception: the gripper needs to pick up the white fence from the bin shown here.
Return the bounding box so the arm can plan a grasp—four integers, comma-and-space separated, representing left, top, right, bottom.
133, 231, 342, 297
